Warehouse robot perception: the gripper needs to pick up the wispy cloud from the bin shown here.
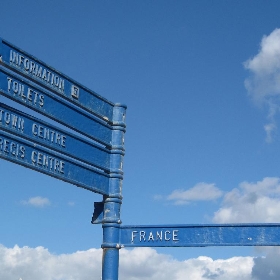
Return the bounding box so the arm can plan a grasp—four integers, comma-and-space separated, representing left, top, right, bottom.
167, 182, 223, 205
213, 177, 280, 223
21, 196, 51, 208
67, 201, 75, 207
244, 28, 280, 142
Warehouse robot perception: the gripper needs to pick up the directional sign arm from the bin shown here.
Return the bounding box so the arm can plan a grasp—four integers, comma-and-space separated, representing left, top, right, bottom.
0, 130, 111, 195
0, 67, 113, 146
0, 38, 115, 122
0, 102, 112, 171
120, 224, 280, 247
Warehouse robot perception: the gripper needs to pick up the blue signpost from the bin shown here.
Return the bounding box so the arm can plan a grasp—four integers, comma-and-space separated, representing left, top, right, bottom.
0, 37, 126, 279
1, 37, 280, 280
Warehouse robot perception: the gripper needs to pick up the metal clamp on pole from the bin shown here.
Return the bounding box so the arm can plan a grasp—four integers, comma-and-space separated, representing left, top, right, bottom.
101, 104, 126, 280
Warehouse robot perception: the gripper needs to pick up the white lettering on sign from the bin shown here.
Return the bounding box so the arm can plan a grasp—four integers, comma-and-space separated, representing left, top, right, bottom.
9, 50, 65, 93
31, 150, 65, 174
32, 123, 66, 148
131, 230, 179, 243
0, 137, 25, 158
7, 77, 44, 107
0, 109, 24, 132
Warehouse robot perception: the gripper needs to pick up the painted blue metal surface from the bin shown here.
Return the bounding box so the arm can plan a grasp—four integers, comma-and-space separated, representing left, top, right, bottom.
0, 129, 112, 194
0, 38, 115, 122
120, 224, 280, 247
102, 223, 121, 280
0, 102, 113, 171
0, 37, 128, 280
0, 67, 114, 146
101, 105, 126, 280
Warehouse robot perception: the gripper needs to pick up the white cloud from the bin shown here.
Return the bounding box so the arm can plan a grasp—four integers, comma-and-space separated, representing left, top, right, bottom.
213, 177, 280, 223
244, 28, 280, 142
0, 244, 102, 280
252, 247, 280, 280
167, 182, 223, 205
264, 122, 277, 143
0, 244, 254, 280
21, 196, 51, 208
120, 248, 254, 280
68, 201, 75, 207
153, 194, 164, 200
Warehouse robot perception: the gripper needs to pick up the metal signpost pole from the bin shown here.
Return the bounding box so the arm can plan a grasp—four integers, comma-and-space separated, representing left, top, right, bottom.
102, 104, 126, 280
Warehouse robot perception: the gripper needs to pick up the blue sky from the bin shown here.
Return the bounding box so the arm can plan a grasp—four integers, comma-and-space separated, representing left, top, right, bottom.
1, 1, 280, 279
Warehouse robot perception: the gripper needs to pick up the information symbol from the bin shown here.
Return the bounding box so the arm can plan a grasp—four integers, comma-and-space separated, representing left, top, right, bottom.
71, 85, 79, 99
